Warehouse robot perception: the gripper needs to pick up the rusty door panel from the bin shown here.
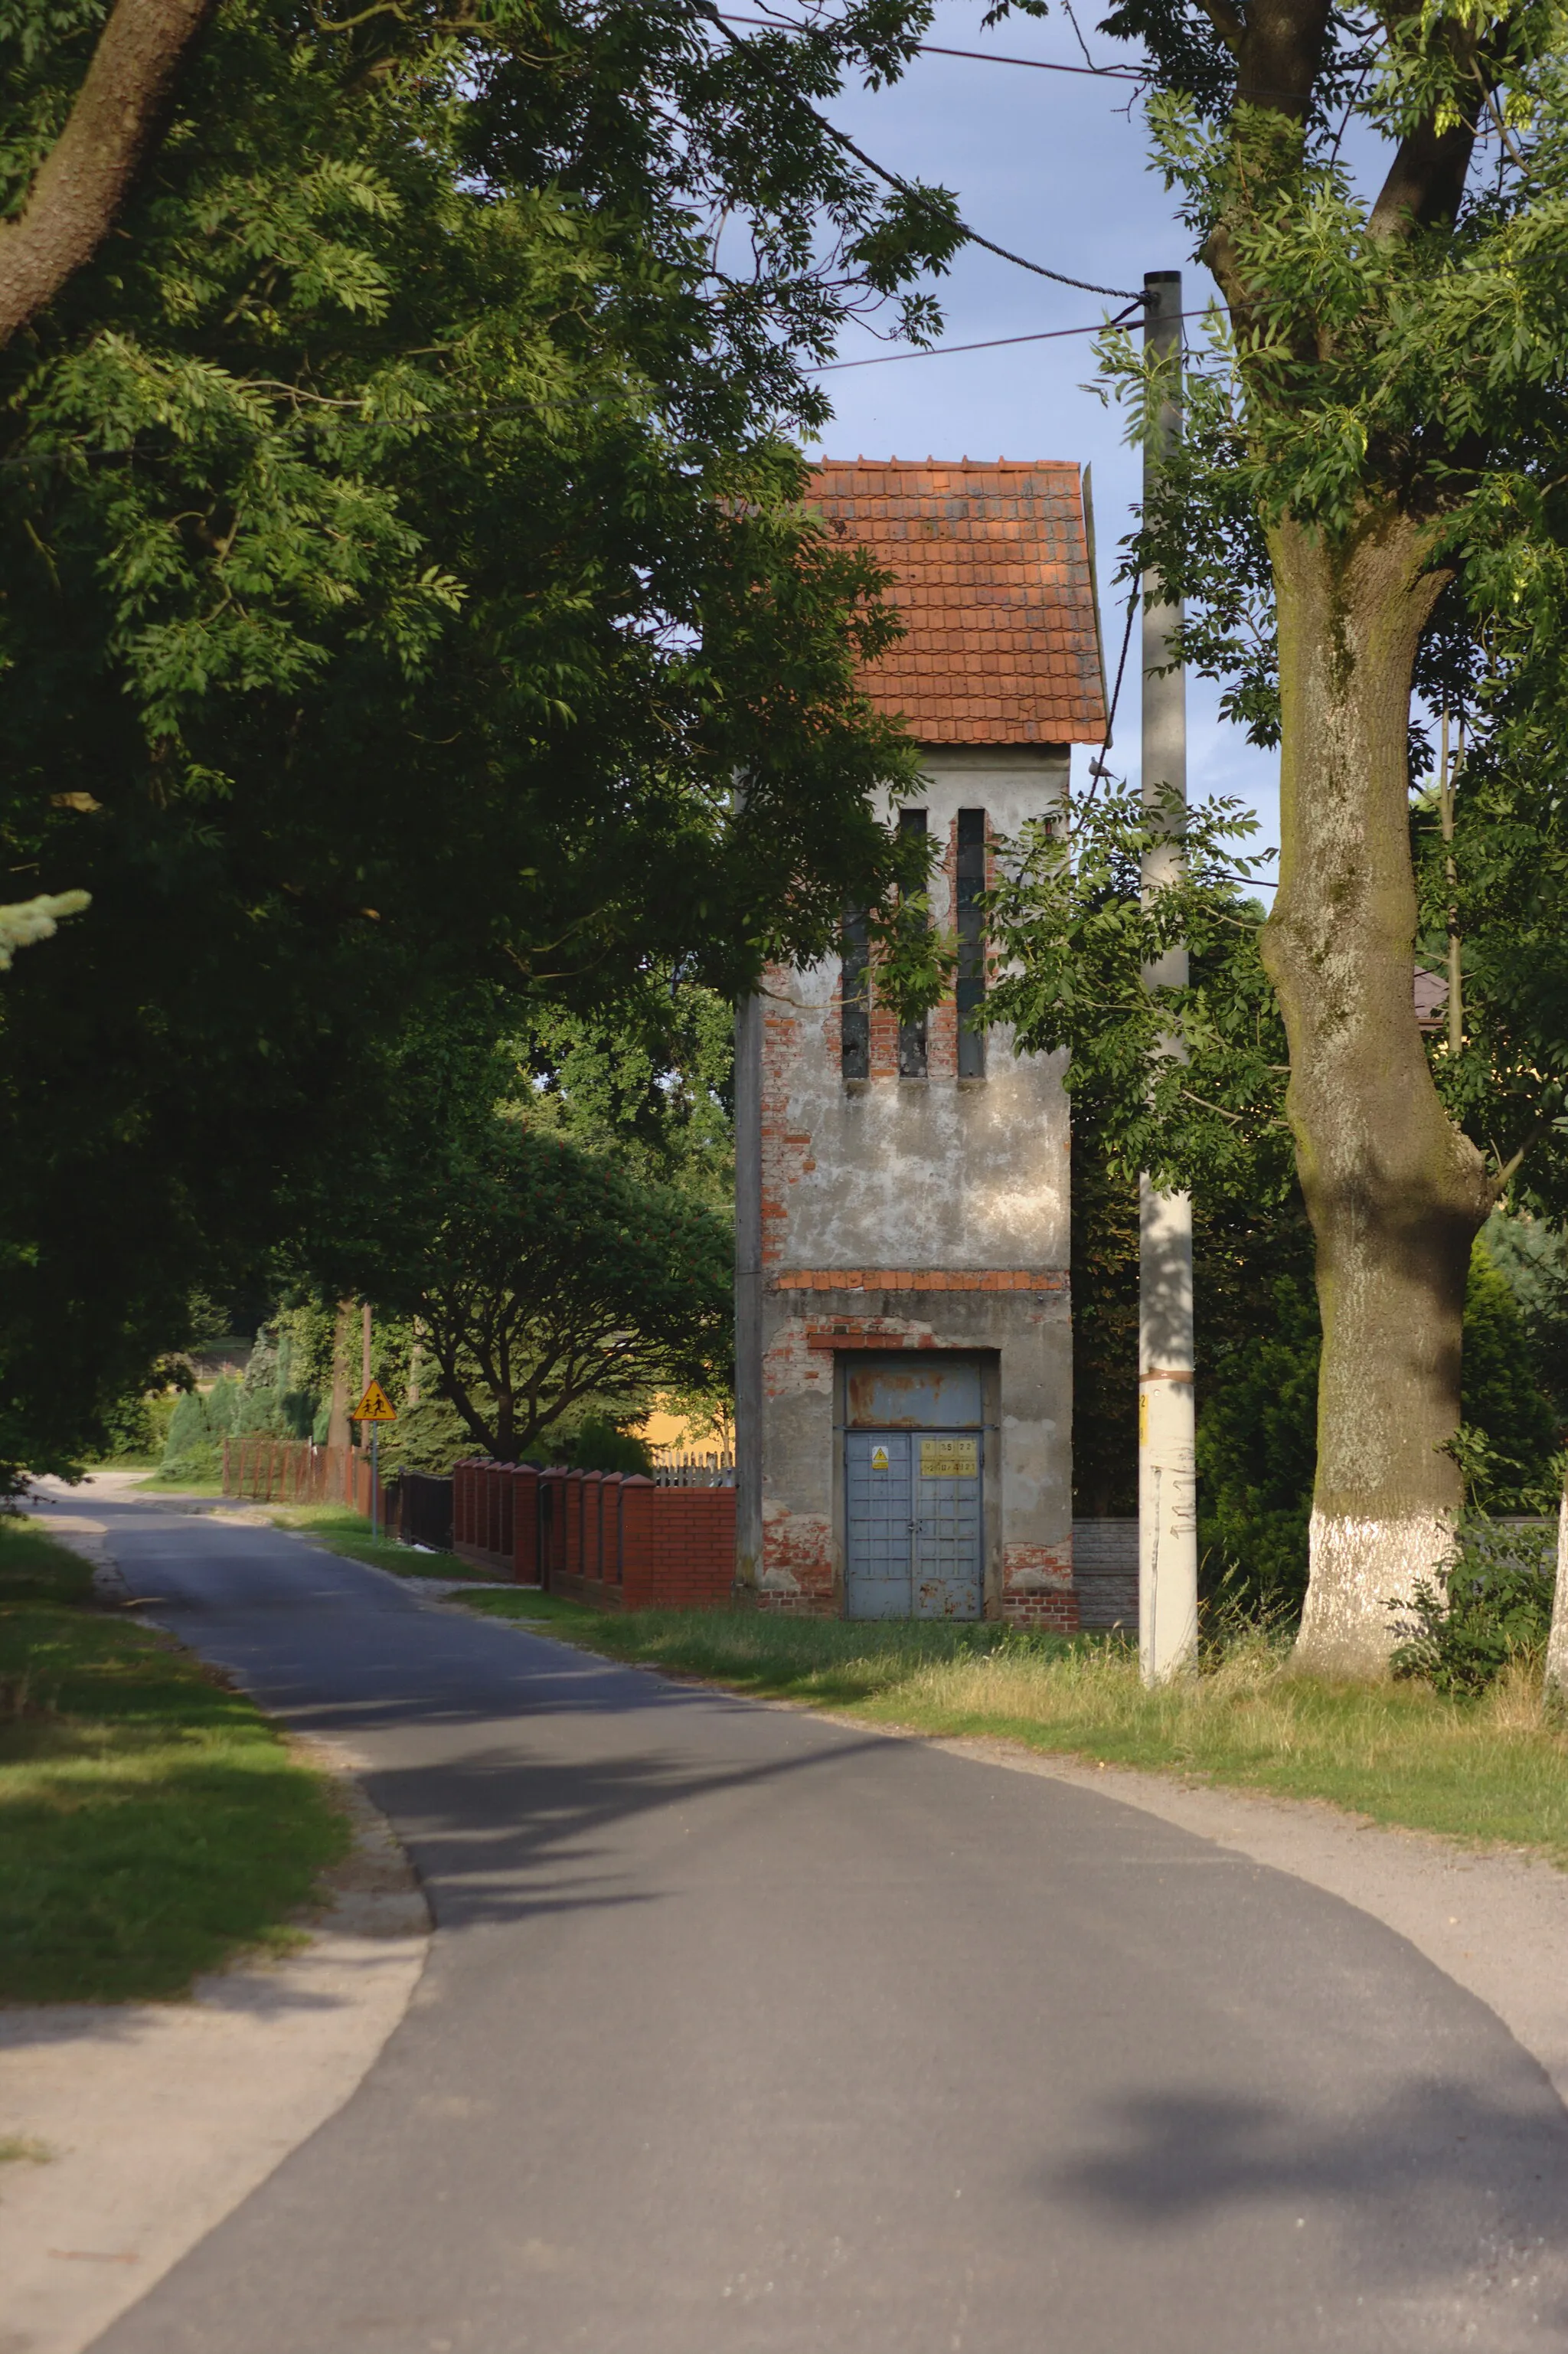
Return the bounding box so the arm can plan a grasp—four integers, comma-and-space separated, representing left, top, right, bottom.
845, 1354, 984, 1429
913, 1436, 983, 1619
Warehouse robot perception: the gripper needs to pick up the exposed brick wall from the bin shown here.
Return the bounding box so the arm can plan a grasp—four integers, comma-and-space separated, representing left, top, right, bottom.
1001, 1538, 1077, 1631
761, 1500, 835, 1610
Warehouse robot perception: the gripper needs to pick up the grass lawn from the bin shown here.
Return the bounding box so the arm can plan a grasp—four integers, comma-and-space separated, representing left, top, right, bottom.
0, 1516, 348, 2003
456, 1587, 1568, 1866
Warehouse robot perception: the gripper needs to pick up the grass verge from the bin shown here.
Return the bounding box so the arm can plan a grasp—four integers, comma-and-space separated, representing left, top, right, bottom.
0, 1516, 348, 2003
456, 1589, 1568, 1865
260, 1503, 507, 1582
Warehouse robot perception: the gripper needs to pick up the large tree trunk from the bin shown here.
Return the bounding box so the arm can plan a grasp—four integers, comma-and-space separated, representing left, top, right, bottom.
326, 1301, 354, 1454
1262, 509, 1493, 1676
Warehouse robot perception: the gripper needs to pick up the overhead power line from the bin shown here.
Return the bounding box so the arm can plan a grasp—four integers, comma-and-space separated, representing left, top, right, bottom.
815, 301, 1208, 370
694, 0, 1145, 302
717, 13, 1142, 81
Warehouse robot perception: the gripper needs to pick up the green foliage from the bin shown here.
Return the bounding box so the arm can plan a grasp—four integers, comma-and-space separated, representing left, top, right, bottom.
87, 1385, 179, 1465
1060, 0, 1568, 1241
159, 1373, 246, 1479
1392, 1520, 1558, 1697
381, 1118, 733, 1460
988, 786, 1289, 1200
547, 1414, 655, 1476
511, 983, 734, 1207
379, 1394, 472, 1478
1, 0, 959, 1482
1069, 1145, 1138, 1518
1460, 1243, 1563, 1508
1192, 1234, 1566, 1608
1196, 1275, 1321, 1612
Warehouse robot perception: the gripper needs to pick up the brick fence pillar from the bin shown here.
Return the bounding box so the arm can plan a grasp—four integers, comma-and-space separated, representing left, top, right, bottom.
583, 1472, 603, 1583
512, 1466, 540, 1584
619, 1476, 655, 1607
538, 1469, 567, 1587
602, 1476, 622, 1588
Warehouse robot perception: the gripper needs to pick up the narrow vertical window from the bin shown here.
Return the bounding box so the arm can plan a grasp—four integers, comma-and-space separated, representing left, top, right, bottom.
897, 808, 928, 1078
841, 904, 870, 1080
956, 807, 986, 1078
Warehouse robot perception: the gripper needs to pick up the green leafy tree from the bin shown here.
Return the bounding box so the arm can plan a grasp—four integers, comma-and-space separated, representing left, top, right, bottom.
997, 792, 1566, 1608
1, 1, 979, 1480
384, 1120, 732, 1460
983, 0, 1568, 1668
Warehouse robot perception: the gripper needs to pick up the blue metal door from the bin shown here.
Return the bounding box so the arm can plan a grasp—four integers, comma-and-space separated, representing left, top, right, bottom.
913, 1434, 984, 1618
844, 1430, 913, 1618
844, 1425, 985, 1620
844, 1354, 987, 1621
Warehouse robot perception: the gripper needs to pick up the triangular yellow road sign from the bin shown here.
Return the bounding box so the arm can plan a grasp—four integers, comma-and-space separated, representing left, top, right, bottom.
352, 1379, 397, 1423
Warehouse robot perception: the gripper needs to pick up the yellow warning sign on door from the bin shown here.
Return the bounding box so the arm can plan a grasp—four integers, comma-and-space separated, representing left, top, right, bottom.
351, 1379, 397, 1423
870, 1443, 891, 1471
920, 1439, 977, 1478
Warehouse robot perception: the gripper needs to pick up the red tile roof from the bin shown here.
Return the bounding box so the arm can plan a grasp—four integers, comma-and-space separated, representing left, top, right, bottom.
809, 458, 1106, 746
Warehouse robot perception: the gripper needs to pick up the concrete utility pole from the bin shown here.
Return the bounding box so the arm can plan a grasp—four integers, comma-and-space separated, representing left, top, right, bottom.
1138, 268, 1199, 1685
733, 992, 763, 1598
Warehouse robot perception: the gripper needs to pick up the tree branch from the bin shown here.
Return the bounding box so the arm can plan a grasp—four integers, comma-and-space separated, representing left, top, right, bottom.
1195, 0, 1246, 59
1367, 18, 1481, 240
1367, 107, 1478, 240
0, 0, 216, 350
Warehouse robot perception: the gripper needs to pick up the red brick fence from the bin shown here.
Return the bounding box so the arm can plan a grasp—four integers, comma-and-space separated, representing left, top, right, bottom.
220, 1442, 736, 1612
452, 1460, 735, 1610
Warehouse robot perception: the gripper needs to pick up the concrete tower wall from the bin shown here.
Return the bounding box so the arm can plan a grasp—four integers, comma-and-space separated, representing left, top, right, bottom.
736, 745, 1076, 1623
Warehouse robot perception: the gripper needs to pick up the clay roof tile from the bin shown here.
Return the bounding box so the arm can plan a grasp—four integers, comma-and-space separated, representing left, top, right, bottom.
809, 459, 1106, 745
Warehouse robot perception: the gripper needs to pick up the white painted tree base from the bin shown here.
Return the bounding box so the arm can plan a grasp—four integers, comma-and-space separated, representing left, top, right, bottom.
1295, 1509, 1456, 1677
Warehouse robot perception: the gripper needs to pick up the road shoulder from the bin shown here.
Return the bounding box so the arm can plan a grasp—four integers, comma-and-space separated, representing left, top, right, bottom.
0, 1513, 432, 2354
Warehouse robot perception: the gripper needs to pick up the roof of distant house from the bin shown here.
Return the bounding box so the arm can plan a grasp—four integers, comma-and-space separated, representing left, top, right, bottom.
808, 458, 1107, 747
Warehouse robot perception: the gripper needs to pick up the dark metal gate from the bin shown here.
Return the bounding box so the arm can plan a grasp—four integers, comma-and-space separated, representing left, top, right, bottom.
844, 1356, 985, 1620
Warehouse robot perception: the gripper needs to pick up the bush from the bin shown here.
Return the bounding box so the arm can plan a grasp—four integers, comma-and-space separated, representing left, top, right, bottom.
1197, 1276, 1320, 1613
1391, 1516, 1557, 1695
89, 1387, 180, 1464
548, 1415, 654, 1475
381, 1395, 472, 1476
1195, 1238, 1566, 1616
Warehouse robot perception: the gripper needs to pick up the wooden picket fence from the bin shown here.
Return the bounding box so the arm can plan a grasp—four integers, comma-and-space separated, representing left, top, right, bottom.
221, 1438, 377, 1519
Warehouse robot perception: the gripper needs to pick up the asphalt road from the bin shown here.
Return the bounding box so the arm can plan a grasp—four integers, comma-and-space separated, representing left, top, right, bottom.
43, 1493, 1568, 2353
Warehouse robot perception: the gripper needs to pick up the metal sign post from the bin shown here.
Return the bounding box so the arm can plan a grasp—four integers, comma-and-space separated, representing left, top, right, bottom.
1138, 268, 1200, 1685
351, 1379, 397, 1543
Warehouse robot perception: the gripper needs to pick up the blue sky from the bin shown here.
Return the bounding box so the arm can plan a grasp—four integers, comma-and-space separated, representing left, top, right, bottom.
790, 0, 1282, 868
